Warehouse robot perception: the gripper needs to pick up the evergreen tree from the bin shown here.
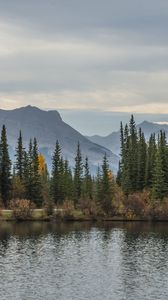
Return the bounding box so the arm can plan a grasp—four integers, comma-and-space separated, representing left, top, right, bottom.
116, 160, 122, 186
129, 115, 138, 192
117, 122, 124, 186
23, 139, 42, 206
74, 142, 83, 205
59, 156, 65, 203
83, 157, 92, 199
145, 134, 156, 187
95, 165, 101, 204
158, 131, 168, 196
0, 125, 11, 207
63, 159, 74, 200
120, 121, 124, 159
51, 140, 62, 205
100, 153, 113, 213
137, 128, 147, 190
32, 138, 42, 207
152, 149, 165, 200
121, 124, 131, 195
15, 131, 25, 180
22, 150, 29, 192
23, 139, 34, 200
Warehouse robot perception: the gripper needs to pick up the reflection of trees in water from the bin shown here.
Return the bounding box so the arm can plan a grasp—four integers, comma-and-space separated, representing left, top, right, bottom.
1, 221, 168, 255
0, 222, 95, 256
119, 222, 168, 299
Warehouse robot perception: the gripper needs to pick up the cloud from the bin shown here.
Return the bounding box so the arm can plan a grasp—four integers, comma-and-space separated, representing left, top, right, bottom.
0, 0, 167, 114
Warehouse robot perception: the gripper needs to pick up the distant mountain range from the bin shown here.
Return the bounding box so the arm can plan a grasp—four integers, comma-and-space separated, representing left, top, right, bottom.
86, 120, 168, 156
0, 105, 119, 174
1, 106, 168, 175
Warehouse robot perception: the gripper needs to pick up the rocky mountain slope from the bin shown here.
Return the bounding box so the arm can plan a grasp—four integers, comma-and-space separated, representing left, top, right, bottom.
0, 105, 119, 174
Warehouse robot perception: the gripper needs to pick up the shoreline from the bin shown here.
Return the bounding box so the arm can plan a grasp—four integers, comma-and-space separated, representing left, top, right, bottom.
0, 209, 168, 222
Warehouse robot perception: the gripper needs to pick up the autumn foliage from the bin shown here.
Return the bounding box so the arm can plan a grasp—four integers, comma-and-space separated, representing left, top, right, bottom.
10, 199, 35, 220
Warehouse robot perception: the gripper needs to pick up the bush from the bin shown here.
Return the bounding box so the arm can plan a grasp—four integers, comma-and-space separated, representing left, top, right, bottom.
124, 193, 147, 217
79, 197, 103, 217
43, 194, 54, 216
62, 199, 75, 219
10, 199, 35, 221
112, 189, 125, 216
152, 199, 168, 220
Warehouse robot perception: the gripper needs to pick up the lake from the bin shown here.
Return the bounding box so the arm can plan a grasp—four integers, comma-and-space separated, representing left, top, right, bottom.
0, 221, 168, 300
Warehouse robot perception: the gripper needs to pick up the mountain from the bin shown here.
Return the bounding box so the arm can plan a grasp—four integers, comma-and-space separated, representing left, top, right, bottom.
137, 121, 168, 139
86, 131, 120, 156
0, 105, 119, 174
86, 120, 168, 156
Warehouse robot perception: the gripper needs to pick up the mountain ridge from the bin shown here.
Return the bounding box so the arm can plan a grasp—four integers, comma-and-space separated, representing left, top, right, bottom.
86, 120, 168, 155
0, 105, 119, 174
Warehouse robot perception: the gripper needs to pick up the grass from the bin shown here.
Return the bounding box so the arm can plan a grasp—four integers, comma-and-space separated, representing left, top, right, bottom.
0, 209, 47, 221
31, 209, 46, 220
0, 209, 155, 222
0, 210, 13, 220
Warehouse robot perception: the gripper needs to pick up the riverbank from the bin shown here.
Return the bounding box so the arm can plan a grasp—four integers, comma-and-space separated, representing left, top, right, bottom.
0, 209, 168, 222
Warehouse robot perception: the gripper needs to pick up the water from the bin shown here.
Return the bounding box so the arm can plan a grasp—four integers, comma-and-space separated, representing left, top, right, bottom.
0, 222, 168, 300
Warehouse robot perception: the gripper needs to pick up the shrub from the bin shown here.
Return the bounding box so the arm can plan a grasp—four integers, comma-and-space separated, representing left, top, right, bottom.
79, 197, 103, 217
152, 199, 168, 220
124, 193, 147, 217
112, 190, 125, 216
10, 199, 35, 221
62, 199, 75, 219
43, 193, 54, 216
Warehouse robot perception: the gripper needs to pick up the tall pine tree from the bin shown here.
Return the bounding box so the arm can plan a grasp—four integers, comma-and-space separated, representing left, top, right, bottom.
51, 140, 62, 205
83, 156, 92, 199
74, 142, 83, 205
152, 149, 165, 200
0, 125, 11, 207
15, 131, 25, 180
137, 128, 147, 191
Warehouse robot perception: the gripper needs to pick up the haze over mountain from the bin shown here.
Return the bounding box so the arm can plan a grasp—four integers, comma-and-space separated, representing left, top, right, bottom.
0, 105, 119, 174
87, 120, 168, 156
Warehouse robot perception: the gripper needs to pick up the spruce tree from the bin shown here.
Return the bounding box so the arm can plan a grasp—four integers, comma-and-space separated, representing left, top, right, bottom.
23, 139, 42, 206
158, 131, 168, 196
83, 157, 92, 199
120, 121, 124, 159
152, 149, 165, 200
51, 140, 62, 205
117, 122, 124, 186
95, 165, 101, 205
59, 156, 65, 203
74, 142, 83, 205
0, 125, 11, 207
137, 128, 147, 190
121, 124, 131, 195
129, 115, 138, 192
100, 153, 113, 213
23, 139, 34, 200
145, 133, 156, 187
116, 160, 122, 186
15, 131, 25, 180
63, 159, 74, 200
32, 138, 42, 207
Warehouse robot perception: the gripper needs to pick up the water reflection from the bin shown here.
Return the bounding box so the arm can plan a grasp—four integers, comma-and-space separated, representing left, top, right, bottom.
0, 221, 168, 300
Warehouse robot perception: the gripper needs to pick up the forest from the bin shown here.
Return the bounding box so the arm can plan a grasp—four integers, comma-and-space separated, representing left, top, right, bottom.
0, 115, 168, 220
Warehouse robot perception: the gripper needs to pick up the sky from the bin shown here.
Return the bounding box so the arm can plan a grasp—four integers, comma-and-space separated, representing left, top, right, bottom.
0, 0, 168, 134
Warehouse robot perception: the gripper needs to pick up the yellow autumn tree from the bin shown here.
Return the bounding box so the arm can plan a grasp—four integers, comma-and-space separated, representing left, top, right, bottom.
108, 170, 113, 182
38, 153, 47, 176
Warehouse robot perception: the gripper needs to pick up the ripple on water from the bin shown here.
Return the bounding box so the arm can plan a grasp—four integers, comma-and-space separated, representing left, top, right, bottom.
0, 222, 168, 300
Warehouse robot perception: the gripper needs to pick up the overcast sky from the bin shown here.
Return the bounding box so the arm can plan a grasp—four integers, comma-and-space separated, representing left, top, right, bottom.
0, 0, 168, 133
